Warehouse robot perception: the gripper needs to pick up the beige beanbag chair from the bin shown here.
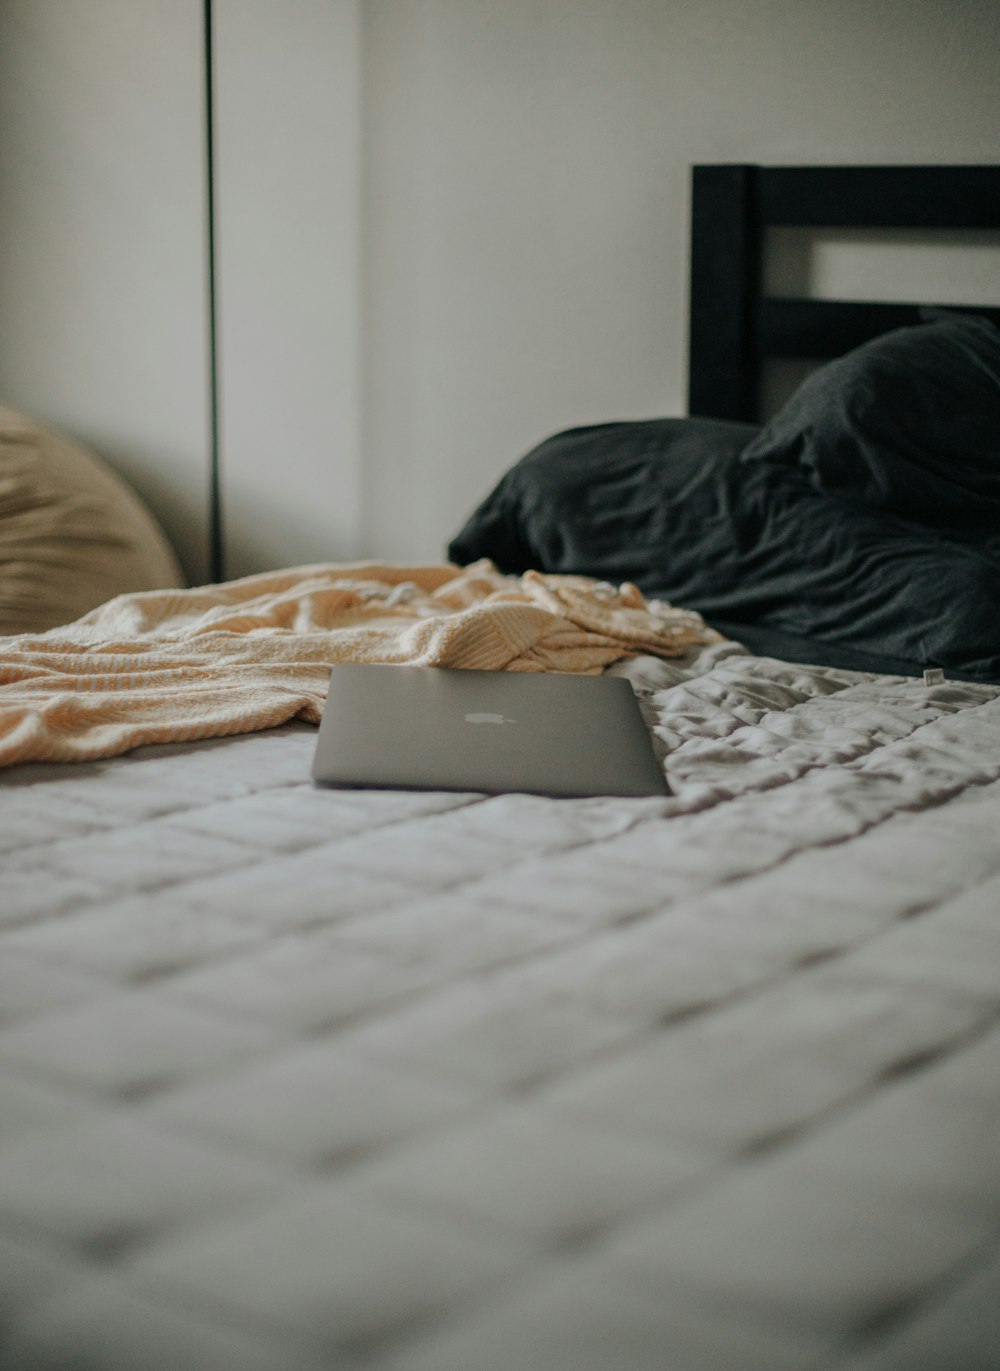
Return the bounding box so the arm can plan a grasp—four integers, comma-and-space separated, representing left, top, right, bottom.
0, 406, 183, 634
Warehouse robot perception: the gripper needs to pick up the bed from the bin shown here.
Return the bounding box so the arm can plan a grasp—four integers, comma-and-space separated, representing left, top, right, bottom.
1, 165, 999, 1371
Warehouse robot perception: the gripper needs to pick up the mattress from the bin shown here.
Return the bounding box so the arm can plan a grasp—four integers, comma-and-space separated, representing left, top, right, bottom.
1, 639, 999, 1370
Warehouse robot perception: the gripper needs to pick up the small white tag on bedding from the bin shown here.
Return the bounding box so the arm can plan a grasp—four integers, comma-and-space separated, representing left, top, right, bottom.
923, 668, 945, 686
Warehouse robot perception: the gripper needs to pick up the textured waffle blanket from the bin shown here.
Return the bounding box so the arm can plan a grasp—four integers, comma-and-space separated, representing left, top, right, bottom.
0, 560, 718, 766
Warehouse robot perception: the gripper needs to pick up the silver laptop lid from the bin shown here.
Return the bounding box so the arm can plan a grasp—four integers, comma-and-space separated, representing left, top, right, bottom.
312, 663, 668, 799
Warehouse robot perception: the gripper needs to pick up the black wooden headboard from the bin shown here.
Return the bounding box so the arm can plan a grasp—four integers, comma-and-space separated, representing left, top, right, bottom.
688, 163, 1000, 424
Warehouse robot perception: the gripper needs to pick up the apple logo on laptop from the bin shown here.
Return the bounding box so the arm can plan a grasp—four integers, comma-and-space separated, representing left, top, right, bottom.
464, 712, 516, 725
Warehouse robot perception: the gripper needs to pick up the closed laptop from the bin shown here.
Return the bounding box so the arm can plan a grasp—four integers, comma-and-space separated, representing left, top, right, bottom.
312, 663, 668, 798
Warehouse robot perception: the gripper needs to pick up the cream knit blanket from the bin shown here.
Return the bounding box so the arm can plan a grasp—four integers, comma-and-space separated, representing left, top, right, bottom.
0, 560, 719, 767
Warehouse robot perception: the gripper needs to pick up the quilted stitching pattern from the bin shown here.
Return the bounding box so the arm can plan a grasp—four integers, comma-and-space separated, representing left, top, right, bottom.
1, 644, 999, 1370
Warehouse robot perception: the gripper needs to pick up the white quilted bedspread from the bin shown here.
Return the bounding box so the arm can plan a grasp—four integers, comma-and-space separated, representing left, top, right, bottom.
1, 642, 999, 1371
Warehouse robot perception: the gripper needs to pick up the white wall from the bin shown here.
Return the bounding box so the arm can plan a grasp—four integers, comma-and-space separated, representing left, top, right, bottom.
361, 0, 1000, 561
0, 0, 212, 584
213, 0, 363, 579
1, 1, 999, 579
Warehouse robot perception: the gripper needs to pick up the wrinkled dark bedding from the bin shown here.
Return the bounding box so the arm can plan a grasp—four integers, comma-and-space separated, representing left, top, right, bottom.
449, 315, 1000, 681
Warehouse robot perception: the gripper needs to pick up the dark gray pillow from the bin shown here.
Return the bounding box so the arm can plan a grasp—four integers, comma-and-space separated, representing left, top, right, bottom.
740, 313, 1000, 530
448, 416, 758, 587
447, 383, 1000, 681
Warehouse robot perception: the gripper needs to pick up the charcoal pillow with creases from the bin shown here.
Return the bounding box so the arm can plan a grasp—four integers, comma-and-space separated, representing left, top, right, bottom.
739, 312, 1000, 531
447, 332, 1000, 680
448, 416, 760, 593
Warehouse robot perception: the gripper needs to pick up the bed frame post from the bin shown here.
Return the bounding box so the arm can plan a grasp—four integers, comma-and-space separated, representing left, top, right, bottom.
688, 164, 760, 423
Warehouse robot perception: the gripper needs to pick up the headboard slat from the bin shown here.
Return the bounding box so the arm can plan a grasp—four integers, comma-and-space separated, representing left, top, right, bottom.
758, 298, 1000, 360
757, 165, 1000, 230
688, 165, 759, 423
